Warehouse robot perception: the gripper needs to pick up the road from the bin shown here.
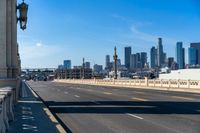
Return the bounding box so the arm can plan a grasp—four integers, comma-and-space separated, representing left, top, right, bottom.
27, 81, 200, 133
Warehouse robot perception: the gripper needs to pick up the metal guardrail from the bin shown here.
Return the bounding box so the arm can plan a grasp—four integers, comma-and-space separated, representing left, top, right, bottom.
0, 87, 15, 133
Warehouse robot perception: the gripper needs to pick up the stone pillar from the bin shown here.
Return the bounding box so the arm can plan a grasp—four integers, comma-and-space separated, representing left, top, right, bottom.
11, 0, 18, 78
0, 0, 18, 79
0, 0, 8, 78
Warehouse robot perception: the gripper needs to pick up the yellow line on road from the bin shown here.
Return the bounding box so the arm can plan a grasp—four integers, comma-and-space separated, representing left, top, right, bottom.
131, 97, 148, 101
103, 92, 112, 95
171, 96, 195, 101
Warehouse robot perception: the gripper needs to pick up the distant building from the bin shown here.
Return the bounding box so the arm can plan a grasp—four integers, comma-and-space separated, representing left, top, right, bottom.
125, 47, 131, 69
176, 42, 185, 69
157, 38, 164, 67
150, 46, 157, 68
130, 54, 137, 70
136, 53, 141, 69
93, 64, 103, 73
190, 42, 200, 64
105, 55, 110, 68
85, 62, 90, 69
63, 60, 71, 69
140, 52, 147, 68
188, 47, 198, 65
58, 65, 64, 70
167, 57, 174, 68
56, 68, 92, 79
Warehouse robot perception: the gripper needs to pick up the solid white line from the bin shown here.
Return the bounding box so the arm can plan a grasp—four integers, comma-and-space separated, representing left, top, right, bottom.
126, 113, 144, 120
74, 95, 80, 98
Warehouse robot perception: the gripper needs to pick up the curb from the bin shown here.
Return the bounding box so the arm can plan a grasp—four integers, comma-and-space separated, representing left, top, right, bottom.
25, 81, 67, 133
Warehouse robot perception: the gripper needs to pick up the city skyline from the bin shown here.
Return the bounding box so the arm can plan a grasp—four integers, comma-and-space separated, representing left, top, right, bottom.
18, 0, 200, 68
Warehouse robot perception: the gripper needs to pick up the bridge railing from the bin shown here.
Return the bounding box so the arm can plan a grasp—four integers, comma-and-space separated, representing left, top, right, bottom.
0, 87, 15, 133
55, 78, 200, 93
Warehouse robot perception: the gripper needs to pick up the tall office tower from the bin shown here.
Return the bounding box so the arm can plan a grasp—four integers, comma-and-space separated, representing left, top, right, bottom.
141, 52, 147, 68
188, 47, 198, 65
150, 46, 157, 68
167, 57, 174, 68
190, 42, 200, 64
93, 64, 103, 73
136, 53, 141, 68
105, 55, 110, 69
157, 38, 164, 67
130, 54, 137, 70
85, 62, 90, 69
63, 60, 71, 69
182, 48, 185, 68
125, 47, 132, 69
176, 42, 185, 69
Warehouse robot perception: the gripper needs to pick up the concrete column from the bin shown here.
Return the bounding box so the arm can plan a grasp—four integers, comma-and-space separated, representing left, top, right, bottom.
11, 0, 18, 78
0, 0, 7, 78
6, 0, 12, 78
0, 0, 18, 79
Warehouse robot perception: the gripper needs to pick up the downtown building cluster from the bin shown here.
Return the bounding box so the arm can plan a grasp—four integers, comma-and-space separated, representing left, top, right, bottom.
57, 38, 200, 79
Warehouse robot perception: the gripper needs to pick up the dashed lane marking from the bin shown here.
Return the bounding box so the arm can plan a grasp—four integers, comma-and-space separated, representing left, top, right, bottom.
103, 92, 112, 95
64, 91, 68, 94
131, 97, 148, 101
74, 95, 80, 98
126, 113, 144, 120
171, 96, 195, 101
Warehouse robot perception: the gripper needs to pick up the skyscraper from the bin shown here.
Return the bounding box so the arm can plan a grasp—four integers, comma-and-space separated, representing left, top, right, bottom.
188, 47, 198, 65
125, 47, 131, 69
150, 46, 157, 68
105, 55, 110, 69
136, 53, 141, 69
85, 62, 90, 68
130, 54, 137, 70
167, 57, 174, 68
63, 60, 71, 69
157, 38, 164, 67
176, 42, 185, 69
141, 52, 147, 68
190, 43, 200, 64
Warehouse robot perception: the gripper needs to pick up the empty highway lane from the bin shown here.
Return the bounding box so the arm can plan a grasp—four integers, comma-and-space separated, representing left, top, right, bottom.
27, 81, 200, 133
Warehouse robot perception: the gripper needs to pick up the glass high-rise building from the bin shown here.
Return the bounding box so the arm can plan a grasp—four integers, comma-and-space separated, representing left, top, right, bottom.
176, 42, 185, 69
188, 47, 198, 65
125, 47, 131, 69
105, 55, 110, 69
190, 43, 200, 64
141, 52, 147, 68
150, 46, 157, 68
130, 54, 137, 69
157, 38, 164, 67
63, 60, 71, 69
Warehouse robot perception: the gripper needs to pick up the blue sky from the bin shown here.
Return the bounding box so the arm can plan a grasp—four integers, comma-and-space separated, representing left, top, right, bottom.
18, 0, 200, 68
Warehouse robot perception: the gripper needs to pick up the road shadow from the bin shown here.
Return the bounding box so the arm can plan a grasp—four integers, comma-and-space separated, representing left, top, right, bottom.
44, 101, 200, 115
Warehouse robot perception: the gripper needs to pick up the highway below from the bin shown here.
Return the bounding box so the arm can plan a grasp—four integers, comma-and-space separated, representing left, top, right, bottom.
27, 81, 200, 133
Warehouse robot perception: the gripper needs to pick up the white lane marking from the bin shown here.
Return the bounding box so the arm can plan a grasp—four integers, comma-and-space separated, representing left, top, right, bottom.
74, 95, 80, 98
64, 91, 68, 94
103, 92, 112, 95
126, 113, 144, 120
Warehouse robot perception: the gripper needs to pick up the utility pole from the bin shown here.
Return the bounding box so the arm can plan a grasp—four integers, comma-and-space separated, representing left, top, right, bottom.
113, 47, 118, 79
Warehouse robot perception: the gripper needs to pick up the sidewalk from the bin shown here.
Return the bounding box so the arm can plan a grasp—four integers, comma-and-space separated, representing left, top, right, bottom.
8, 82, 62, 133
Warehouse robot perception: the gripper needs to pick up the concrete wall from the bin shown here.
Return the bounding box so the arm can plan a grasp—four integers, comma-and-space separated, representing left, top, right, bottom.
159, 69, 200, 80
55, 78, 200, 93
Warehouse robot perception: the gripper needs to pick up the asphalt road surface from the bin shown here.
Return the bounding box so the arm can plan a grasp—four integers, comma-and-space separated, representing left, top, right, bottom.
27, 81, 200, 133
